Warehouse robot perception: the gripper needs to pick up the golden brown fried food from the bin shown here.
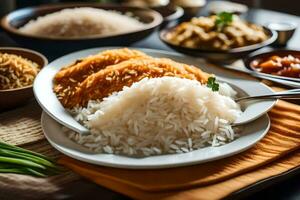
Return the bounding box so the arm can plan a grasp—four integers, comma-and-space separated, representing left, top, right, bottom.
53, 48, 150, 98
59, 58, 210, 108
165, 15, 269, 51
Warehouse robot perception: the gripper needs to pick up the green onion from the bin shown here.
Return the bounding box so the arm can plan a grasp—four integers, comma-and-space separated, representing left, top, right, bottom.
0, 168, 29, 174
0, 156, 46, 169
0, 141, 61, 177
0, 141, 53, 161
24, 168, 48, 177
0, 149, 56, 169
0, 167, 48, 177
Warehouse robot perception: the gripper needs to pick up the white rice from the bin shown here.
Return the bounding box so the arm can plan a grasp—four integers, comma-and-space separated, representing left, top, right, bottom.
19, 7, 145, 38
65, 77, 242, 157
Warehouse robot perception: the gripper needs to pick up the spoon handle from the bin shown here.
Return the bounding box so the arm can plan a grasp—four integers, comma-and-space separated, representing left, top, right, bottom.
236, 91, 300, 102
248, 72, 300, 88
222, 65, 300, 88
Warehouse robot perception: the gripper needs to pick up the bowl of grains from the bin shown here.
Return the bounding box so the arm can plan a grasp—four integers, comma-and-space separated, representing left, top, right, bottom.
1, 3, 163, 55
0, 47, 48, 111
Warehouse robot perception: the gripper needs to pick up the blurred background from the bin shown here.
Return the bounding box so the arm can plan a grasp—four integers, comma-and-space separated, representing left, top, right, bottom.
0, 0, 299, 17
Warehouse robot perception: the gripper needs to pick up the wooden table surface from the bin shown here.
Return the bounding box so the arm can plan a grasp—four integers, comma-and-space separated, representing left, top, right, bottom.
0, 6, 300, 200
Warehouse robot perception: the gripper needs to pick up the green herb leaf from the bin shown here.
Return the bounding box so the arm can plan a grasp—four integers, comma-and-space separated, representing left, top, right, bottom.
215, 12, 233, 31
207, 77, 219, 92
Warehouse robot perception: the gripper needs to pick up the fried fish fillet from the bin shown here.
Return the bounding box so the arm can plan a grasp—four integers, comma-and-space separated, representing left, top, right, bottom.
53, 48, 150, 98
59, 58, 210, 108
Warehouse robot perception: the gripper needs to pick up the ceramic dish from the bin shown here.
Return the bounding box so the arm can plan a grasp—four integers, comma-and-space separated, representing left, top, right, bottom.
34, 47, 276, 141
1, 3, 163, 55
123, 0, 170, 7
267, 22, 297, 46
170, 0, 207, 19
244, 49, 300, 82
160, 26, 277, 62
153, 6, 184, 28
0, 47, 48, 111
42, 111, 270, 169
122, 1, 184, 28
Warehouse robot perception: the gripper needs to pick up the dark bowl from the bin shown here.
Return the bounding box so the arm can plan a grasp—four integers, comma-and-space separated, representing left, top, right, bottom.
160, 26, 277, 62
1, 3, 163, 55
244, 49, 300, 82
0, 47, 48, 111
169, 0, 207, 20
267, 22, 297, 46
153, 6, 184, 29
121, 3, 184, 29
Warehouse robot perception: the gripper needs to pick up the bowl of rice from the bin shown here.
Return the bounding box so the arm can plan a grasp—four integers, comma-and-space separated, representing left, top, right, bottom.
1, 3, 163, 55
0, 47, 48, 111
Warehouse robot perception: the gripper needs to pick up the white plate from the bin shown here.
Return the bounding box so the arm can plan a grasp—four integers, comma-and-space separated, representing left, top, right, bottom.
35, 47, 275, 169
42, 111, 270, 169
34, 47, 276, 133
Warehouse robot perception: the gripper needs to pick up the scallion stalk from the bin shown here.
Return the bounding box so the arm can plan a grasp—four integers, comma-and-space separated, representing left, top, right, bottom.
0, 141, 61, 177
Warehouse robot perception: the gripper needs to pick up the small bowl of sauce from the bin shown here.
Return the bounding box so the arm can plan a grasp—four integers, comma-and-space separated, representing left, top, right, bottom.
267, 22, 297, 46
244, 50, 300, 80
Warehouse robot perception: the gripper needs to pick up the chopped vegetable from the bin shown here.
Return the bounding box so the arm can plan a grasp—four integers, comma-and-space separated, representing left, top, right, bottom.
0, 141, 61, 177
207, 77, 219, 92
215, 12, 233, 31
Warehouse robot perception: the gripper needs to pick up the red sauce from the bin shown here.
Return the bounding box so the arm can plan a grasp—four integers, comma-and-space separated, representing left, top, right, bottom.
252, 55, 300, 78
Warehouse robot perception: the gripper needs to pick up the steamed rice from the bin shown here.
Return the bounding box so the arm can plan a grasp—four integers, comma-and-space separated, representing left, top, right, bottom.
64, 77, 242, 157
19, 7, 145, 38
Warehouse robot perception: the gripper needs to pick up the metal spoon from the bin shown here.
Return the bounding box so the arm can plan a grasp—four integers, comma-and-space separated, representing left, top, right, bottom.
236, 89, 300, 102
222, 64, 300, 88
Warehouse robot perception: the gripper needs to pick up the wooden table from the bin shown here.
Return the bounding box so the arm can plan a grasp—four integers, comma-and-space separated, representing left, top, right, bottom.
0, 7, 300, 200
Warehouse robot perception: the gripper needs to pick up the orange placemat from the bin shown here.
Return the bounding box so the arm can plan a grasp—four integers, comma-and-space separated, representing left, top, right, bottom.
59, 100, 300, 200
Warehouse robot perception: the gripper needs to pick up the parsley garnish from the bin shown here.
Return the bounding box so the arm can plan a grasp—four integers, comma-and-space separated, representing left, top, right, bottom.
207, 77, 219, 92
215, 12, 233, 31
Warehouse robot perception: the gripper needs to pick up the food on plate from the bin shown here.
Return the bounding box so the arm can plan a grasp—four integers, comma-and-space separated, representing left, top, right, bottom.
54, 48, 150, 107
53, 49, 210, 108
19, 7, 145, 38
164, 12, 269, 50
55, 48, 149, 83
0, 52, 40, 90
65, 77, 241, 156
252, 54, 300, 78
58, 58, 210, 108
54, 48, 242, 157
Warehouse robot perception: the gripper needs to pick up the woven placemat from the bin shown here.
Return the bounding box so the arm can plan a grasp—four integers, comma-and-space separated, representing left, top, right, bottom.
0, 100, 80, 200
0, 101, 43, 145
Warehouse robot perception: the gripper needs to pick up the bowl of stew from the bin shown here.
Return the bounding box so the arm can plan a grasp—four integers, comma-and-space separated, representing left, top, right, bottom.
160, 13, 277, 62
244, 49, 300, 81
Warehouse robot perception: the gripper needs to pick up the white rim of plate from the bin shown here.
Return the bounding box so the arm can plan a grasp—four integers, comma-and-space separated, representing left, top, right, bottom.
42, 111, 270, 169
